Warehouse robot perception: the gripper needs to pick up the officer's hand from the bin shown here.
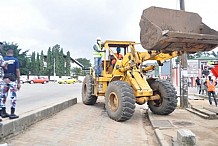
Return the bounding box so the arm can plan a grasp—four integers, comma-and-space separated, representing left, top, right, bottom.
17, 83, 21, 90
3, 78, 10, 84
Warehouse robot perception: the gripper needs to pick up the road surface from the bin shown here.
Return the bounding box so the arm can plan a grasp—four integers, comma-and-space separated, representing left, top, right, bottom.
5, 82, 157, 146
15, 82, 82, 115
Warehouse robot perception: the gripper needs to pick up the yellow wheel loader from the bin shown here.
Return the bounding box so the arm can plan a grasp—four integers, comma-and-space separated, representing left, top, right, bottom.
82, 7, 218, 122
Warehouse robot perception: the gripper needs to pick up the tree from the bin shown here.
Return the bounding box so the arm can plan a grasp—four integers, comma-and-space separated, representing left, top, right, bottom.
58, 48, 65, 77
72, 67, 82, 77
30, 52, 36, 75
211, 51, 218, 57
46, 47, 53, 79
52, 44, 60, 76
39, 50, 44, 75
76, 58, 91, 69
65, 51, 71, 76
36, 53, 40, 76
2, 42, 29, 75
187, 52, 203, 59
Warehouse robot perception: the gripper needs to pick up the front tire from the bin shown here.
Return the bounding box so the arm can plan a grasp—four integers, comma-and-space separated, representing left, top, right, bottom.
82, 75, 97, 105
105, 81, 136, 122
148, 80, 177, 115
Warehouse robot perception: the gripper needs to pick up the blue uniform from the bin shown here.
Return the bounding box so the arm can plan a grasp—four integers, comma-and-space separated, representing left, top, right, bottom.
1, 56, 20, 109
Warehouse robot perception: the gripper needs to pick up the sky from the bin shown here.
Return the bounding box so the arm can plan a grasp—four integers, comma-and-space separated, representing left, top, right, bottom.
0, 0, 218, 63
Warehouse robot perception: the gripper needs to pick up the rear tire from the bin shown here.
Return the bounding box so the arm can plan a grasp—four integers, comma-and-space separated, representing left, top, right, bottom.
148, 80, 177, 115
82, 75, 97, 105
105, 81, 136, 122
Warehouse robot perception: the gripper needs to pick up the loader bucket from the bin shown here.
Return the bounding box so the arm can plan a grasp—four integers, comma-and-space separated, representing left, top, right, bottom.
140, 7, 218, 53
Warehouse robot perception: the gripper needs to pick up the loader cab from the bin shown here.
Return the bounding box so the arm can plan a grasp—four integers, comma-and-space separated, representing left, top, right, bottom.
101, 40, 135, 76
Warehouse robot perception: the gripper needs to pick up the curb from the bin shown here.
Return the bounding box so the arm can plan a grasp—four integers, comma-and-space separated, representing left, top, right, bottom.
0, 98, 77, 140
154, 129, 169, 146
147, 111, 170, 146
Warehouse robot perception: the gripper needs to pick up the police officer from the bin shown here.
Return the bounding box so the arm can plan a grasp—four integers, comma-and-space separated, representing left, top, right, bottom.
93, 37, 104, 77
1, 48, 20, 119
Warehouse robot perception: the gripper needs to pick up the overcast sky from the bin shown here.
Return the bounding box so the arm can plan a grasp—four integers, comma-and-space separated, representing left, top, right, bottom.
0, 0, 218, 62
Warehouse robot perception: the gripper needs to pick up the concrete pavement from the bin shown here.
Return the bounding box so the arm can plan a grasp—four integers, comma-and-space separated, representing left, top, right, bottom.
149, 86, 218, 146
6, 101, 158, 146
0, 83, 80, 141
4, 84, 217, 146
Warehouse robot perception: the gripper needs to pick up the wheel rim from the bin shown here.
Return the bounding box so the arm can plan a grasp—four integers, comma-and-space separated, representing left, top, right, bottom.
108, 92, 119, 112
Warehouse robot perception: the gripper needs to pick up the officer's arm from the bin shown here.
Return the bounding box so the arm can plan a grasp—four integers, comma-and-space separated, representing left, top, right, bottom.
93, 44, 100, 52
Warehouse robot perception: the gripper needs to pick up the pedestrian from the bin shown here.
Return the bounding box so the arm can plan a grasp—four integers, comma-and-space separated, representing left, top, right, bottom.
1, 48, 21, 119
0, 42, 8, 122
195, 77, 201, 94
200, 76, 207, 95
205, 76, 217, 107
93, 37, 104, 77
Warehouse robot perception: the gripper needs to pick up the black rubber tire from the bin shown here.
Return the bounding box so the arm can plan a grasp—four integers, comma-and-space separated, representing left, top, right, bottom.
148, 80, 177, 115
105, 81, 136, 122
82, 75, 97, 105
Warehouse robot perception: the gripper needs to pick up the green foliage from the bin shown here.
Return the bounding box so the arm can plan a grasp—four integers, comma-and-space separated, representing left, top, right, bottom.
1, 42, 83, 77
45, 47, 53, 78
31, 52, 36, 75
36, 53, 40, 76
58, 48, 65, 77
71, 67, 82, 77
2, 42, 29, 75
39, 51, 44, 75
66, 51, 71, 76
211, 51, 218, 57
187, 52, 202, 59
76, 58, 91, 69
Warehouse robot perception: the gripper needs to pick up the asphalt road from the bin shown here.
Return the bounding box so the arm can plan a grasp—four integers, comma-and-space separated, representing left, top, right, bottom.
11, 82, 82, 115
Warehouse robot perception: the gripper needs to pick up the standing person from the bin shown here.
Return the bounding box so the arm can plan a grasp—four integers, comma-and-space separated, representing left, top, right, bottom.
195, 77, 201, 94
205, 76, 217, 107
1, 48, 21, 119
0, 42, 8, 122
200, 76, 207, 95
93, 37, 104, 77
111, 47, 123, 65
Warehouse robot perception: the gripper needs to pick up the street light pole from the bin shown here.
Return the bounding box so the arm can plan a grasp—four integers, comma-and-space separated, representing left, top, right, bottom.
179, 0, 188, 108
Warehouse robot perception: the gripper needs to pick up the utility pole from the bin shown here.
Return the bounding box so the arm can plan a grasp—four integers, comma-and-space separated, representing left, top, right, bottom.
179, 0, 188, 108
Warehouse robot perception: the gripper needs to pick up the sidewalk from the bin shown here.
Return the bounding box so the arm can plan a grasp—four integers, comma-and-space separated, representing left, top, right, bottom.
148, 87, 218, 146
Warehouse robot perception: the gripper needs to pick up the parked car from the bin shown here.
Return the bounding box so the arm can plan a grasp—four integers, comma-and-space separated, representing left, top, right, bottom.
29, 77, 49, 84
58, 78, 77, 84
20, 77, 29, 84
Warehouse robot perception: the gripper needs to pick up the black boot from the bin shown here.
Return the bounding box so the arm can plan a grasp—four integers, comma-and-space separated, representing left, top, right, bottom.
1, 107, 10, 118
9, 108, 19, 119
